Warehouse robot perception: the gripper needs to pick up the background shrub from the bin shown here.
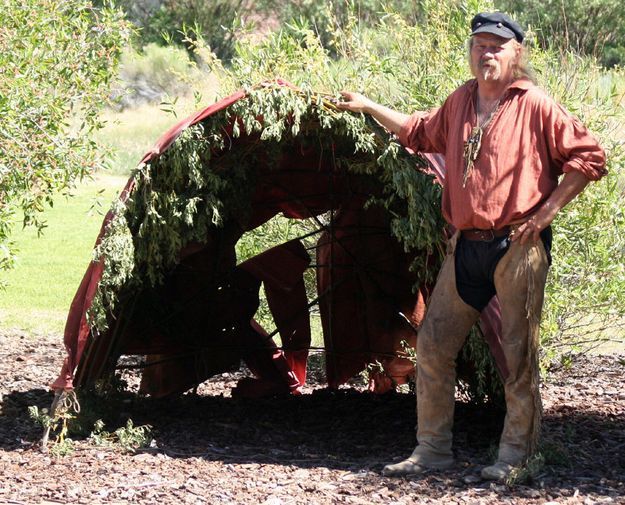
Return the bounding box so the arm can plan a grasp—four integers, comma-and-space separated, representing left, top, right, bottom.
0, 0, 129, 278
495, 0, 625, 68
112, 43, 200, 109
96, 0, 255, 62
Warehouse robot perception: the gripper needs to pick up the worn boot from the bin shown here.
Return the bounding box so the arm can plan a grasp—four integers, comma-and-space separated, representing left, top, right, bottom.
482, 238, 550, 482
382, 444, 455, 477
481, 461, 514, 481
383, 235, 479, 478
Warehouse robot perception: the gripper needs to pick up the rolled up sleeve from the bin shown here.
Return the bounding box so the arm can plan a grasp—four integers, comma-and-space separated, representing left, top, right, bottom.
397, 107, 447, 154
547, 104, 607, 181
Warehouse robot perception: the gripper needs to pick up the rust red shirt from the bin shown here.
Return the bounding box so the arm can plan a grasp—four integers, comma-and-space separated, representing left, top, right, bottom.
398, 79, 607, 230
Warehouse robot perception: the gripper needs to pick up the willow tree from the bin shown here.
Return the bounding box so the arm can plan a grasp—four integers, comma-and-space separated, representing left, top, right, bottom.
0, 0, 129, 277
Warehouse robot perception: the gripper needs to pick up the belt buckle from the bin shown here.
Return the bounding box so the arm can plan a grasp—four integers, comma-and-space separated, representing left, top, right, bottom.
480, 229, 495, 242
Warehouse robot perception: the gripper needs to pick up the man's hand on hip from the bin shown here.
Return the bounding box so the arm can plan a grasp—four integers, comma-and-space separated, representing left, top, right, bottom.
511, 171, 591, 245
511, 216, 548, 244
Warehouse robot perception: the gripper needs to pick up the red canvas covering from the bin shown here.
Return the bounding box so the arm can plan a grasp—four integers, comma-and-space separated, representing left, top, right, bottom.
53, 81, 506, 396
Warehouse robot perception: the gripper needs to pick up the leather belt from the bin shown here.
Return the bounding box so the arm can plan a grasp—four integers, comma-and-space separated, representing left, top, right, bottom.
461, 226, 511, 242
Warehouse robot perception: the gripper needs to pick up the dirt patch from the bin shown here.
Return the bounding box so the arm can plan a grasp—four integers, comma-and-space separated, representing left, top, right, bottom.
0, 331, 624, 504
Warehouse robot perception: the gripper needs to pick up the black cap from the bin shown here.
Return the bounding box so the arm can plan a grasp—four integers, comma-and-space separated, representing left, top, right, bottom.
470, 12, 524, 43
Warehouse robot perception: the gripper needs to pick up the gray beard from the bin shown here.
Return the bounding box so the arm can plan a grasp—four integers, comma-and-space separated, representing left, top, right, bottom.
480, 61, 501, 81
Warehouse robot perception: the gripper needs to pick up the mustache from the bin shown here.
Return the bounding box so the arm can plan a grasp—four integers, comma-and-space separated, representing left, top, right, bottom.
479, 59, 498, 68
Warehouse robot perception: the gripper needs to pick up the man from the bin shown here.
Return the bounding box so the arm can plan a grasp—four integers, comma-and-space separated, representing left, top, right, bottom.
337, 12, 606, 480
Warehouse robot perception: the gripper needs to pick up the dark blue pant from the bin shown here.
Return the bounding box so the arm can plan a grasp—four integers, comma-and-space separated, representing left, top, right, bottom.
455, 227, 552, 311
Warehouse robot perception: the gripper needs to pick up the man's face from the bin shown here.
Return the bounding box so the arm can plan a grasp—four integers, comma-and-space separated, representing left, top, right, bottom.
470, 33, 520, 83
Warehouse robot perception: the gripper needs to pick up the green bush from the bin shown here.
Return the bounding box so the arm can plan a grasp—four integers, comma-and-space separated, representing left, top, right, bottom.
105, 0, 420, 61
532, 54, 625, 357
496, 0, 625, 67
255, 0, 421, 55
219, 0, 478, 110
0, 0, 129, 279
102, 0, 254, 62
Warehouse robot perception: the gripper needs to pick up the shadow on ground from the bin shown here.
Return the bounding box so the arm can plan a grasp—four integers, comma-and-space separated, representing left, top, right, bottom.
2, 383, 623, 498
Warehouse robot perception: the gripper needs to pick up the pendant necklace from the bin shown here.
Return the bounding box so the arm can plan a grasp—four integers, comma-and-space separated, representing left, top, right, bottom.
462, 93, 501, 187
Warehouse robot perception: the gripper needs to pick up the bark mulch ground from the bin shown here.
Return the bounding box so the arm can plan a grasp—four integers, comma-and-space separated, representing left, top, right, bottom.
0, 330, 623, 504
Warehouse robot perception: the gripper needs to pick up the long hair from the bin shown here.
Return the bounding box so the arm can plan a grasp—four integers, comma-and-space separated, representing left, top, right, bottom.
511, 41, 536, 83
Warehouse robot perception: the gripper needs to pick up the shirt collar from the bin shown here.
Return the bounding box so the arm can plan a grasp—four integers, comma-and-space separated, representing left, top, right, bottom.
507, 79, 535, 91
468, 78, 535, 92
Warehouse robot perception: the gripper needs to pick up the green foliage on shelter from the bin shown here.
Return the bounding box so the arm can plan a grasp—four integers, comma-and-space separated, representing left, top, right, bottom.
87, 84, 445, 335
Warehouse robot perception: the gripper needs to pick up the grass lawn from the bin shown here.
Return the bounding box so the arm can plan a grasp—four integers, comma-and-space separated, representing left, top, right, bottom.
94, 103, 188, 174
0, 174, 127, 335
94, 82, 219, 174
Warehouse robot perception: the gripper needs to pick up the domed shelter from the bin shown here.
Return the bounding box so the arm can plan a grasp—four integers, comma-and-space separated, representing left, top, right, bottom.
52, 81, 505, 399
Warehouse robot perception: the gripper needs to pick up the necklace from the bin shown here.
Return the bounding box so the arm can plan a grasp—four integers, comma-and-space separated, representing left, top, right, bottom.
462, 94, 501, 187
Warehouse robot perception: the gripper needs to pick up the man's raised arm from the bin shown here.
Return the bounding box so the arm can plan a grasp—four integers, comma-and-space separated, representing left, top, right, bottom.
336, 92, 409, 136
